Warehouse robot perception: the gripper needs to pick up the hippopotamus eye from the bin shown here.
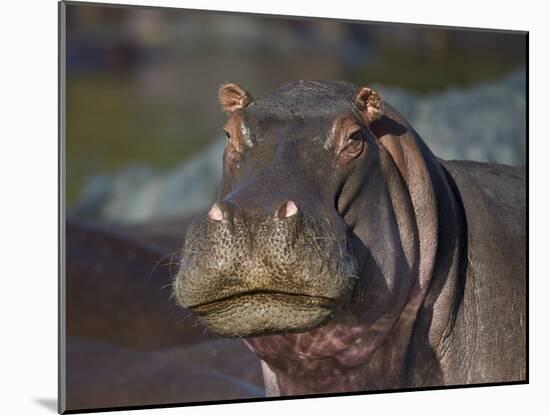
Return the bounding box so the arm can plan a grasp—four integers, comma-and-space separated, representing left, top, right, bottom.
223, 128, 239, 151
223, 124, 245, 153
348, 130, 363, 145
330, 115, 366, 165
338, 129, 365, 160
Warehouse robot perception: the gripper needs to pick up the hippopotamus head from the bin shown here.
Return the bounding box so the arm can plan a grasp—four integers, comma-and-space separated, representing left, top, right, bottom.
174, 80, 429, 341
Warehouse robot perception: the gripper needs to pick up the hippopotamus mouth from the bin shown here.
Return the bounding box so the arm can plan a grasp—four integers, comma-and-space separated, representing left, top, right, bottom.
188, 293, 337, 338
188, 290, 339, 337
175, 206, 357, 337
189, 290, 337, 315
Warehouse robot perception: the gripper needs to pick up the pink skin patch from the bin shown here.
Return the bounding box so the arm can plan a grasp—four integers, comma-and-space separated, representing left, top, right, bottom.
277, 200, 299, 219
208, 203, 224, 221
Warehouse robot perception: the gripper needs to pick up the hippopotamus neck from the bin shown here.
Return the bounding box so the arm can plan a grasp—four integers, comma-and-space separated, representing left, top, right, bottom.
245, 128, 467, 395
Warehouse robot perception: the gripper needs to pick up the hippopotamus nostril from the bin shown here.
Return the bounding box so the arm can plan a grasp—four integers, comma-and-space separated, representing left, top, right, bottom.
275, 200, 299, 220
208, 202, 224, 221
207, 200, 241, 224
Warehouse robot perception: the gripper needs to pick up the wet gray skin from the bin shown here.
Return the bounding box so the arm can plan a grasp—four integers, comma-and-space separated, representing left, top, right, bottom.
174, 81, 526, 395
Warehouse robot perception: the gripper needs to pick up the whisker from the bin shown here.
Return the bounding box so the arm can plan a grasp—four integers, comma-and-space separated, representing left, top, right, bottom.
176, 313, 194, 326
148, 251, 178, 280
157, 282, 175, 295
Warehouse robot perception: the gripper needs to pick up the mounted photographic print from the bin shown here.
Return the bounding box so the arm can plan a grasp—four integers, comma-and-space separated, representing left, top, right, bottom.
59, 1, 528, 412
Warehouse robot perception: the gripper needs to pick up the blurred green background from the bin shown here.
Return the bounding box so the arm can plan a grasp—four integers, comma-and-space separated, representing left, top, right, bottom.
65, 4, 526, 208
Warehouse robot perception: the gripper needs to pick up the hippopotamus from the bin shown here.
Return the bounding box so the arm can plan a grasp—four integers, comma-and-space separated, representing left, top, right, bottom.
174, 80, 526, 396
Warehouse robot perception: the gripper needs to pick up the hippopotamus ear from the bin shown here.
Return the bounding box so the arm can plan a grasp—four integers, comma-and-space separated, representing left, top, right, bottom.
353, 86, 383, 124
218, 83, 253, 113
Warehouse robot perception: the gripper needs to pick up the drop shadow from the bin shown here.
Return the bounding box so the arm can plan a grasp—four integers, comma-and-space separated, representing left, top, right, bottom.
34, 398, 57, 412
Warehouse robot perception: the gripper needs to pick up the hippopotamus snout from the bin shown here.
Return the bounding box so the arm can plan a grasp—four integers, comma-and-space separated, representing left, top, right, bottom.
174, 198, 357, 337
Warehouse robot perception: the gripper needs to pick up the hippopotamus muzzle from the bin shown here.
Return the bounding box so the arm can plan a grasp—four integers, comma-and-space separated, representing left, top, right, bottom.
175, 195, 358, 337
